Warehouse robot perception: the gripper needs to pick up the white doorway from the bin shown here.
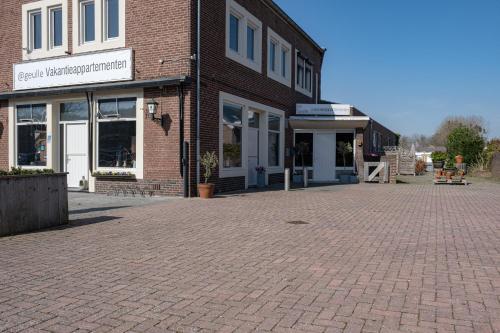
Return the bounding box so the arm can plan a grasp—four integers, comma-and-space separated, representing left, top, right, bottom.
63, 123, 88, 188
313, 133, 336, 182
248, 127, 259, 186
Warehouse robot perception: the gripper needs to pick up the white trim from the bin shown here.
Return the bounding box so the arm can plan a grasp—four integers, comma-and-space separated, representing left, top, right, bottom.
267, 27, 292, 87
219, 92, 285, 188
22, 0, 68, 60
72, 0, 125, 54
225, 0, 262, 73
295, 50, 313, 97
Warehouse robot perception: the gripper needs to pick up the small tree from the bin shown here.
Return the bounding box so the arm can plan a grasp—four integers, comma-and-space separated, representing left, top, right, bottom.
295, 141, 310, 172
337, 141, 353, 168
446, 126, 485, 164
200, 151, 218, 184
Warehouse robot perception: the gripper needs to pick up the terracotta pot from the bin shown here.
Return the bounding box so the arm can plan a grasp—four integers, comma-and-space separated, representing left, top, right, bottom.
446, 171, 453, 180
198, 183, 215, 199
435, 170, 442, 179
455, 155, 464, 165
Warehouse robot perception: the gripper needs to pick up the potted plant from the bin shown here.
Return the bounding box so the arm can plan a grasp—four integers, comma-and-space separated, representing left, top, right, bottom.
431, 151, 447, 169
444, 158, 456, 180
255, 166, 266, 188
337, 141, 353, 183
198, 151, 218, 199
294, 141, 310, 185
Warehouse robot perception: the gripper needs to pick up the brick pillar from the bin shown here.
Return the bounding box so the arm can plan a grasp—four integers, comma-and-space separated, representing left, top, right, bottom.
355, 129, 364, 178
386, 153, 398, 184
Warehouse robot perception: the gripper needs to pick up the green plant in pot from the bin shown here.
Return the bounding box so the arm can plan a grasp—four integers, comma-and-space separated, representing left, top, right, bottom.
337, 141, 353, 183
198, 151, 218, 199
431, 151, 447, 169
294, 141, 310, 186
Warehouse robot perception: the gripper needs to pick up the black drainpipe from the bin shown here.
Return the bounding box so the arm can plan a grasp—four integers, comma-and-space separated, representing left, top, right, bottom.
177, 84, 189, 198
85, 92, 94, 176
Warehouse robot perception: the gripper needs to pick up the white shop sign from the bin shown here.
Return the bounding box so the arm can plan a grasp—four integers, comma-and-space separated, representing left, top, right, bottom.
14, 49, 133, 91
296, 104, 352, 116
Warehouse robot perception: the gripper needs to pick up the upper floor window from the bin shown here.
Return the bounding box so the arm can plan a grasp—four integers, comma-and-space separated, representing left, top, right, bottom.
226, 0, 262, 73
267, 28, 291, 87
22, 0, 68, 60
296, 52, 313, 97
72, 0, 125, 53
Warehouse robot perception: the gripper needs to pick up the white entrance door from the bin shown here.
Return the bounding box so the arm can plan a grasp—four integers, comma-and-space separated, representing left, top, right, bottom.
248, 128, 259, 186
65, 123, 88, 188
313, 133, 336, 182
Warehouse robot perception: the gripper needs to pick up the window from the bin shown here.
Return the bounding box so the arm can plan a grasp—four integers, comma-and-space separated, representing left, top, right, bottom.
296, 52, 313, 97
268, 114, 281, 167
294, 133, 313, 168
248, 111, 259, 129
16, 105, 47, 167
81, 1, 95, 43
222, 104, 243, 168
30, 11, 42, 50
336, 133, 354, 168
97, 98, 137, 169
267, 28, 291, 87
60, 101, 89, 121
246, 26, 255, 60
50, 7, 63, 48
226, 0, 262, 72
105, 0, 119, 39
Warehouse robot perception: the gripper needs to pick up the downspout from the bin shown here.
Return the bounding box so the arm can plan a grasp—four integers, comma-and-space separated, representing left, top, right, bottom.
178, 85, 184, 176
196, 0, 201, 189
85, 91, 94, 176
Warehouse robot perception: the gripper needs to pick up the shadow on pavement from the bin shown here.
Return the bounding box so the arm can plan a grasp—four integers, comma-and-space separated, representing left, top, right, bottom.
69, 206, 131, 215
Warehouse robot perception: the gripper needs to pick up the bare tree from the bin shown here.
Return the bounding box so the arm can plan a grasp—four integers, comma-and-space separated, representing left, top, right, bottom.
431, 116, 487, 146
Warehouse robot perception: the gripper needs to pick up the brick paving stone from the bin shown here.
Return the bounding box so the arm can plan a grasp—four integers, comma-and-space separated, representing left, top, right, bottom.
1, 183, 500, 332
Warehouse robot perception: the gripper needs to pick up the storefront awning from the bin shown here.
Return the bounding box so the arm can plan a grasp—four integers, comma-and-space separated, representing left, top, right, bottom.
0, 76, 191, 100
289, 116, 370, 130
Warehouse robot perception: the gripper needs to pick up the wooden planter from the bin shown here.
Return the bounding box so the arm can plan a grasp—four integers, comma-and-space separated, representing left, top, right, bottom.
93, 174, 136, 181
0, 173, 68, 236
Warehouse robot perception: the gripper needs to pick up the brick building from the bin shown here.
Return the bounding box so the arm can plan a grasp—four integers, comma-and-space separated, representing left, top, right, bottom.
0, 0, 397, 196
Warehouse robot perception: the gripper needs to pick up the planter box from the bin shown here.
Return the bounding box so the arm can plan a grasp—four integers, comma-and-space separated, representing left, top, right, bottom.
0, 173, 68, 237
93, 175, 136, 181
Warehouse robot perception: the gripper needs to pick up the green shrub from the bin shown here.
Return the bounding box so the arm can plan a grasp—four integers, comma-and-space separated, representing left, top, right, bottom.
430, 151, 447, 161
446, 126, 485, 164
0, 167, 55, 176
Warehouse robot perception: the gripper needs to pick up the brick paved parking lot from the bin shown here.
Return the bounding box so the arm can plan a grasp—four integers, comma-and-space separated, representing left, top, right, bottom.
1, 183, 500, 333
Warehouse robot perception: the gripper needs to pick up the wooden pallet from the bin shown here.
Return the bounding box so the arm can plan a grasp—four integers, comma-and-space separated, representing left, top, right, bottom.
433, 177, 468, 185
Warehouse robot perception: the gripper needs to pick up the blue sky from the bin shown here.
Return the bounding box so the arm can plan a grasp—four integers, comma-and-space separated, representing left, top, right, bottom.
274, 0, 500, 138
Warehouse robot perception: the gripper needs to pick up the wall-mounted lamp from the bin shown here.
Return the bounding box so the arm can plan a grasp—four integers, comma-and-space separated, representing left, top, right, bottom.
147, 98, 161, 123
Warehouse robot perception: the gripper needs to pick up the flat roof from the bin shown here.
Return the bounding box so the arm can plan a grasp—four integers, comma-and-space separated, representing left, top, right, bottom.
0, 76, 191, 100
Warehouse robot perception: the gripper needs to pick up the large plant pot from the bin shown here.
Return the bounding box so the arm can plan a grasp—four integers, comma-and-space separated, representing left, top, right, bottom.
455, 155, 464, 165
257, 173, 266, 188
198, 183, 215, 199
339, 175, 350, 184
293, 174, 303, 184
432, 161, 444, 169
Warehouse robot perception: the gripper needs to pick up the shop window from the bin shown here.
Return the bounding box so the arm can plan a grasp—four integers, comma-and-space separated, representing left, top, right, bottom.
226, 0, 262, 73
248, 111, 260, 128
268, 114, 281, 167
336, 133, 354, 168
267, 28, 291, 87
296, 52, 313, 97
222, 104, 243, 168
97, 98, 136, 169
16, 104, 47, 167
60, 101, 89, 121
294, 133, 313, 168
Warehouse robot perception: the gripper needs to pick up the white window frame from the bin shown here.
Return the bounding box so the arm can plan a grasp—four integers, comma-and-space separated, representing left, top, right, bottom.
266, 28, 291, 87
22, 0, 68, 60
219, 92, 284, 188
49, 6, 64, 49
72, 0, 125, 54
295, 50, 313, 97
225, 0, 262, 73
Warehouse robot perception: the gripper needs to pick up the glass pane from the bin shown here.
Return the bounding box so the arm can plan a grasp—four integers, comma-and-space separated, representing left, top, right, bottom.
248, 111, 259, 129
106, 0, 119, 39
98, 99, 118, 118
223, 104, 242, 125
281, 49, 287, 77
269, 42, 276, 72
98, 121, 136, 168
223, 124, 242, 168
17, 125, 47, 166
294, 133, 313, 168
60, 124, 65, 171
229, 14, 239, 52
52, 8, 63, 47
268, 132, 280, 167
246, 26, 255, 60
268, 114, 280, 131
61, 101, 89, 121
83, 2, 95, 42
16, 105, 32, 122
297, 63, 304, 86
336, 133, 354, 167
305, 66, 312, 91
117, 98, 136, 118
32, 104, 47, 122
32, 12, 42, 49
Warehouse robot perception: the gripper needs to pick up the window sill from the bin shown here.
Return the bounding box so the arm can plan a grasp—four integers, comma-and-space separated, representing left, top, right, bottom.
226, 49, 262, 73
267, 166, 284, 174
267, 71, 291, 87
219, 167, 245, 178
23, 48, 68, 61
295, 85, 313, 98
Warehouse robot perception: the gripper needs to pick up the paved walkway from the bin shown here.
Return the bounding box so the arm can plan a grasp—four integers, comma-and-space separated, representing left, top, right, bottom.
1, 183, 500, 333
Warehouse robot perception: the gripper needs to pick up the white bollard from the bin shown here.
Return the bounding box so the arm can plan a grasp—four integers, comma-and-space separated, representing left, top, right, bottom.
303, 167, 309, 188
284, 168, 290, 191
